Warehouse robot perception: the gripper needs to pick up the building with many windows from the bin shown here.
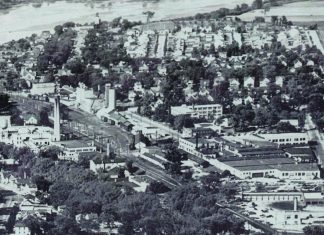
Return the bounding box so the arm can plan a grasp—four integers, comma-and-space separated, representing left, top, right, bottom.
171, 104, 223, 119
54, 140, 97, 161
258, 133, 309, 146
0, 115, 53, 152
218, 158, 319, 180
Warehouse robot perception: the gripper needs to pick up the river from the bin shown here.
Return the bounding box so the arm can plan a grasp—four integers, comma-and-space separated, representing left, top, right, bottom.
0, 0, 253, 44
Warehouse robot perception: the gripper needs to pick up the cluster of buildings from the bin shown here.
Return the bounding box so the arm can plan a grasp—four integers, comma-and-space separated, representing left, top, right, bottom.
125, 19, 321, 60
0, 12, 324, 234
0, 91, 61, 152
178, 131, 319, 180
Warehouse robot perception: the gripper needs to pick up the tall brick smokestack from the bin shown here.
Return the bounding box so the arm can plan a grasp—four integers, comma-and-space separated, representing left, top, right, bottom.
53, 95, 61, 141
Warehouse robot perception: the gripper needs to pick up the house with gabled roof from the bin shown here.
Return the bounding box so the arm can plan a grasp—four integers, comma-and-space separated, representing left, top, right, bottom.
259, 78, 270, 88
229, 78, 240, 90
22, 113, 38, 125
243, 76, 254, 88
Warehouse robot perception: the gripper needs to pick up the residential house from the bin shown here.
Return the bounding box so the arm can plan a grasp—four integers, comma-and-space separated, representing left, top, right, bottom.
22, 113, 38, 125
229, 79, 240, 90
244, 76, 254, 88
259, 78, 270, 88
275, 76, 284, 87
294, 60, 303, 69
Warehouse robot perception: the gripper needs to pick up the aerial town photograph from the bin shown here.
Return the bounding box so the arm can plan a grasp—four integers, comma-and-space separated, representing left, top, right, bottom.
1, 0, 324, 234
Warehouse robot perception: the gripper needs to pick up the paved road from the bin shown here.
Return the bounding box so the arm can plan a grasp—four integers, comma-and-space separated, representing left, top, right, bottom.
305, 114, 324, 167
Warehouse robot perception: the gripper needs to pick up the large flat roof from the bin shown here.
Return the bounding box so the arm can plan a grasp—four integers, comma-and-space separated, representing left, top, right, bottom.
274, 163, 319, 172
284, 147, 313, 155
223, 158, 295, 167
56, 140, 94, 149
222, 157, 319, 172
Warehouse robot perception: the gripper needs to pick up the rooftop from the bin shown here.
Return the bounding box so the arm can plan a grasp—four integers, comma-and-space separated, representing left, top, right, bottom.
222, 157, 295, 167
222, 157, 319, 172
304, 192, 324, 200
274, 163, 319, 172
92, 157, 126, 164
284, 147, 314, 155
56, 140, 94, 149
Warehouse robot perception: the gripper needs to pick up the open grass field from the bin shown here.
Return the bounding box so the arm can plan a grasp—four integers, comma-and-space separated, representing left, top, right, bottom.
240, 1, 324, 22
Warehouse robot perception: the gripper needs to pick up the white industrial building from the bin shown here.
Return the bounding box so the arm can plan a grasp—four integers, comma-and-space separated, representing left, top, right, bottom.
0, 89, 61, 152
171, 104, 223, 119
55, 140, 97, 161
0, 118, 53, 152
30, 82, 55, 95
259, 132, 309, 145
214, 158, 319, 180
178, 135, 319, 180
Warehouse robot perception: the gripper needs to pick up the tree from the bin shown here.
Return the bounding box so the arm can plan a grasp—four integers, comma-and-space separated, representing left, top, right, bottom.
65, 58, 86, 74
164, 162, 182, 175
16, 38, 31, 51
140, 92, 154, 117
164, 146, 187, 163
39, 146, 61, 160
146, 181, 171, 194
303, 225, 324, 235
0, 93, 9, 110
54, 25, 63, 35
254, 16, 265, 23
50, 215, 81, 235
232, 104, 255, 130
49, 181, 75, 207
33, 175, 51, 192
282, 16, 288, 25
201, 173, 221, 192
111, 17, 122, 28
139, 72, 154, 89
221, 170, 232, 178
309, 24, 318, 30
63, 21, 76, 28
118, 168, 125, 178
271, 15, 278, 25
10, 106, 24, 125
255, 182, 266, 192
23, 216, 42, 235
252, 0, 263, 9
276, 122, 297, 133
126, 160, 137, 174
39, 107, 51, 126
173, 115, 186, 131
143, 11, 155, 24
153, 103, 169, 122
253, 108, 268, 127
79, 201, 101, 214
